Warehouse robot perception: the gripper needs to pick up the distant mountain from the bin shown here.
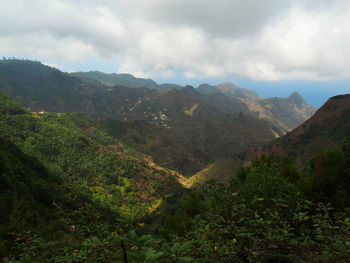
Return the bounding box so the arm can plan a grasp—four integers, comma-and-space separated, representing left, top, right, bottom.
237, 92, 316, 133
183, 85, 316, 133
197, 82, 259, 100
0, 59, 158, 114
158, 83, 184, 91
190, 94, 350, 185
70, 71, 183, 92
70, 71, 158, 89
70, 68, 315, 134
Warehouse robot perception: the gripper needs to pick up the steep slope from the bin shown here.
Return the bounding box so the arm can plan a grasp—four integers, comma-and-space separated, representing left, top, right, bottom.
0, 59, 94, 112
0, 59, 159, 115
266, 94, 350, 167
0, 93, 128, 259
0, 137, 65, 236
191, 94, 350, 184
99, 88, 281, 176
0, 90, 185, 216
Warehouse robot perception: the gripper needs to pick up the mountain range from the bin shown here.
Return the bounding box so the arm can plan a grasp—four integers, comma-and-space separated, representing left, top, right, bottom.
70, 70, 316, 134
1, 58, 350, 262
0, 59, 315, 175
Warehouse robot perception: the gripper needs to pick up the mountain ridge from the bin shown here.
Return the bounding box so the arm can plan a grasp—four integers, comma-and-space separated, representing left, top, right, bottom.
0, 59, 315, 175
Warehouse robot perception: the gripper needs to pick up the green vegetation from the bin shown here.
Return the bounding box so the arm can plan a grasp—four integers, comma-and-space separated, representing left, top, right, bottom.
167, 150, 350, 262
3, 140, 350, 262
0, 90, 185, 261
1, 60, 350, 262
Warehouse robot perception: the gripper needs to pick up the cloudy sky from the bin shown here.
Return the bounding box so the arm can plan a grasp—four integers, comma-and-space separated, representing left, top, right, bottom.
1, 0, 350, 106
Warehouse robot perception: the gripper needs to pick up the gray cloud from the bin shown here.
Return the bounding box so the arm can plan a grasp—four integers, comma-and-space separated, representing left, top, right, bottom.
1, 0, 350, 81
137, 0, 286, 38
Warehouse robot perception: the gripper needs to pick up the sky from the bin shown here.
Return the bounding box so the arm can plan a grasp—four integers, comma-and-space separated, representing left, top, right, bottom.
1, 0, 350, 107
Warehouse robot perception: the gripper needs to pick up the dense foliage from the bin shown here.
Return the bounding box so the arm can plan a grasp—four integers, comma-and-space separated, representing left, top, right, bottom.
3, 144, 350, 262
167, 152, 350, 262
0, 90, 184, 261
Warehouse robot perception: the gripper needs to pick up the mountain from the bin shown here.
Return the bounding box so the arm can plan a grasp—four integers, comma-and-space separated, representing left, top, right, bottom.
157, 83, 183, 92
266, 93, 350, 167
190, 94, 350, 185
195, 83, 316, 133
70, 71, 183, 92
0, 59, 313, 135
70, 71, 158, 89
197, 82, 259, 100
0, 60, 282, 176
0, 59, 161, 115
237, 92, 316, 133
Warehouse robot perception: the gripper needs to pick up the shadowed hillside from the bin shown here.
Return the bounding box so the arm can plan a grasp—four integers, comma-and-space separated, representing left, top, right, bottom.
190, 94, 350, 185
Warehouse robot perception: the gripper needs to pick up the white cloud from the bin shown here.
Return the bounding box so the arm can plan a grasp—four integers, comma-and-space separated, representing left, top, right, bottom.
1, 0, 350, 81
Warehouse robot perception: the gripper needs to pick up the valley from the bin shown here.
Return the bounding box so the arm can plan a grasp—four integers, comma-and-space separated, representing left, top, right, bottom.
1, 59, 350, 262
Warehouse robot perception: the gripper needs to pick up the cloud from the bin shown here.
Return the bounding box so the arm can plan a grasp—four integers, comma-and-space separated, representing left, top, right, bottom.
136, 0, 286, 38
1, 0, 350, 81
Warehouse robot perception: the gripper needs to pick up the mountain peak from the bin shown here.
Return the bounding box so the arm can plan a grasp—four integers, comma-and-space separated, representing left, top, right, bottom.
287, 92, 305, 105
181, 85, 198, 97
217, 82, 259, 100
217, 82, 238, 90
